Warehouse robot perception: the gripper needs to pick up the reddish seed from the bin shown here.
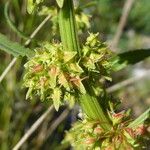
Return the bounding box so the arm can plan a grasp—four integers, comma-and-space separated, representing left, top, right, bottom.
112, 112, 124, 119
105, 147, 113, 150
40, 77, 47, 86
125, 128, 135, 138
94, 127, 103, 134
32, 64, 43, 73
70, 77, 80, 87
126, 146, 133, 150
112, 135, 123, 143
85, 138, 95, 145
49, 66, 57, 76
63, 73, 70, 80
135, 125, 146, 136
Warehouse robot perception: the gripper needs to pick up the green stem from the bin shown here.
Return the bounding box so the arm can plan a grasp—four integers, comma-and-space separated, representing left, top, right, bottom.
79, 82, 111, 130
58, 0, 111, 131
58, 0, 81, 56
80, 94, 111, 130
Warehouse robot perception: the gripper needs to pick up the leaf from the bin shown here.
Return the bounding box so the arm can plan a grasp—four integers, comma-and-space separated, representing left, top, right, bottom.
4, 2, 28, 40
65, 93, 75, 108
27, 0, 43, 14
0, 33, 34, 58
52, 88, 62, 111
111, 49, 150, 71
27, 0, 35, 14
58, 72, 70, 89
77, 80, 86, 94
128, 107, 150, 128
69, 63, 83, 73
70, 77, 86, 94
63, 51, 77, 62
49, 66, 59, 88
56, 0, 64, 8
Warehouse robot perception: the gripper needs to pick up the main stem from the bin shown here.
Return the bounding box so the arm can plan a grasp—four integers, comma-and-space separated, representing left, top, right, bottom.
58, 0, 111, 131
58, 0, 81, 56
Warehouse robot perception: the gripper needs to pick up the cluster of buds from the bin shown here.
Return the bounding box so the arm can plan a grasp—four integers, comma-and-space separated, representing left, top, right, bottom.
81, 33, 113, 96
63, 110, 148, 150
23, 42, 85, 110
23, 33, 113, 110
82, 33, 112, 74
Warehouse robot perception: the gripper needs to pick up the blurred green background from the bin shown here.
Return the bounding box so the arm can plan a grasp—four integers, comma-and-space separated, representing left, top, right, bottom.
0, 0, 150, 149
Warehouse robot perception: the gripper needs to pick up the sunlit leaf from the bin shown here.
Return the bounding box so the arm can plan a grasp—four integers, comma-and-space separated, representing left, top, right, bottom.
111, 49, 150, 71
78, 80, 86, 94
69, 63, 83, 73
58, 72, 70, 89
27, 0, 43, 14
56, 0, 64, 8
0, 33, 34, 57
128, 107, 150, 128
52, 88, 62, 111
49, 66, 59, 88
27, 0, 34, 14
63, 51, 77, 62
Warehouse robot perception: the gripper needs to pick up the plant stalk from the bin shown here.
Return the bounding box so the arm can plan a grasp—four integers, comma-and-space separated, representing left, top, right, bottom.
58, 0, 111, 131
58, 0, 81, 56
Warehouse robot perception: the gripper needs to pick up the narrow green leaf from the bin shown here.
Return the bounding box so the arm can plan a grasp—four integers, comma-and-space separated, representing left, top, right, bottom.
52, 88, 62, 111
0, 33, 34, 58
4, 2, 28, 40
111, 49, 150, 71
77, 80, 86, 94
128, 107, 150, 128
58, 72, 70, 89
56, 0, 64, 8
63, 51, 77, 62
69, 63, 83, 73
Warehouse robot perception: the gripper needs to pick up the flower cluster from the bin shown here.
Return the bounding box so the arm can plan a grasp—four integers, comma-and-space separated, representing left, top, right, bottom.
23, 42, 85, 110
23, 33, 113, 110
81, 33, 113, 96
63, 110, 148, 150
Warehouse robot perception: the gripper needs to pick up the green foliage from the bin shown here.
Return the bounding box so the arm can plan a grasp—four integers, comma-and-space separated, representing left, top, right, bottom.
27, 0, 44, 14
56, 0, 64, 8
23, 33, 114, 111
52, 87, 62, 111
130, 0, 150, 34
1, 0, 150, 149
81, 33, 113, 77
128, 107, 150, 128
23, 42, 81, 110
64, 109, 148, 150
111, 49, 150, 71
36, 2, 91, 36
0, 33, 34, 57
4, 2, 28, 40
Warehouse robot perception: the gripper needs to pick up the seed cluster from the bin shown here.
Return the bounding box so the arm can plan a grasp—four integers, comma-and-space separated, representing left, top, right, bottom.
23, 33, 113, 110
64, 110, 148, 150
